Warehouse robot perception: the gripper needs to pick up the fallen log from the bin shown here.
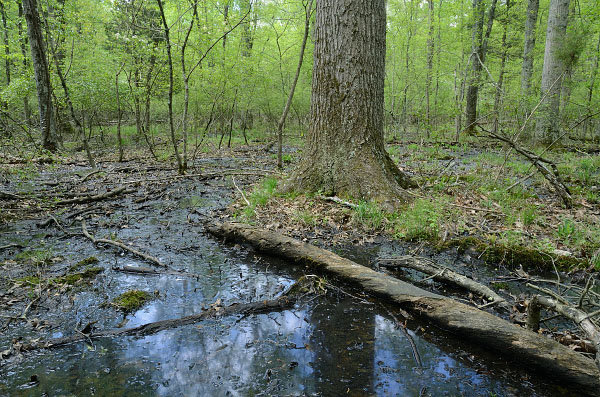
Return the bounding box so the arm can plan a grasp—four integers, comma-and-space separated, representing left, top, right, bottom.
378, 256, 509, 310
82, 221, 167, 268
57, 186, 130, 205
206, 222, 600, 395
1, 280, 306, 363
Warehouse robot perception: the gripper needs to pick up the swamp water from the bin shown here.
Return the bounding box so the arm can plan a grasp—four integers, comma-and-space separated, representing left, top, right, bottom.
0, 166, 575, 396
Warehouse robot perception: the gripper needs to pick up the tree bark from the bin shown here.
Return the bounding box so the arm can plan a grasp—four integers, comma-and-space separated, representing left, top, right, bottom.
17, 1, 32, 124
535, 0, 570, 142
464, 0, 486, 134
0, 0, 11, 98
493, 0, 511, 134
285, 0, 415, 207
425, 0, 435, 136
521, 0, 539, 96
206, 222, 600, 396
22, 0, 58, 151
585, 32, 600, 138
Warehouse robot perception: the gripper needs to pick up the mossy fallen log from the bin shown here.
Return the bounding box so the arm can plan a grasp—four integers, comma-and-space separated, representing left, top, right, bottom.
206, 222, 600, 396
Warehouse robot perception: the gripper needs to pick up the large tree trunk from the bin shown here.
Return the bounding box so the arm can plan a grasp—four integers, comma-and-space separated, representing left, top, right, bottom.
22, 0, 58, 152
285, 0, 415, 207
535, 0, 570, 143
521, 0, 539, 96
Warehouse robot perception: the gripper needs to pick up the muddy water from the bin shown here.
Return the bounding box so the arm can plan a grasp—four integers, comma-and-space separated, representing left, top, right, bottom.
0, 163, 574, 396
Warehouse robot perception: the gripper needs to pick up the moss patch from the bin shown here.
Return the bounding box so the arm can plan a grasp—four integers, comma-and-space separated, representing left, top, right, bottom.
53, 267, 103, 285
441, 237, 587, 271
113, 290, 152, 313
70, 256, 99, 271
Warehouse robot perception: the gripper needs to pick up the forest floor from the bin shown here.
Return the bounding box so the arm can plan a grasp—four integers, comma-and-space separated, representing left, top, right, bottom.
0, 134, 598, 395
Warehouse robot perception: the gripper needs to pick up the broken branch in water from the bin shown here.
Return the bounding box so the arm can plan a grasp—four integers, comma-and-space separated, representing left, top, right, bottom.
0, 279, 312, 362
81, 220, 168, 268
57, 186, 130, 205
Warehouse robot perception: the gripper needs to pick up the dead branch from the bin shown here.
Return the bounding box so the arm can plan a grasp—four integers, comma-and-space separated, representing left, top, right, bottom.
113, 266, 199, 279
379, 256, 509, 310
486, 131, 572, 208
1, 283, 305, 362
318, 195, 358, 209
57, 186, 130, 205
81, 221, 167, 268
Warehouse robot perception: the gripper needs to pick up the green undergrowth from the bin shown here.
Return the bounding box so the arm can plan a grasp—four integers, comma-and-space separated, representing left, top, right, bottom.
439, 237, 587, 271
113, 290, 153, 313
238, 177, 280, 219
17, 267, 103, 287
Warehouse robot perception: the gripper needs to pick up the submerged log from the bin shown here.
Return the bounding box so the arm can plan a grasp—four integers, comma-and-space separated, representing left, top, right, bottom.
206, 222, 600, 395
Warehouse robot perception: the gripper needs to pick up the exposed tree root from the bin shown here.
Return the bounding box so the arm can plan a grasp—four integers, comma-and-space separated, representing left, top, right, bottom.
206, 221, 600, 395
56, 186, 131, 205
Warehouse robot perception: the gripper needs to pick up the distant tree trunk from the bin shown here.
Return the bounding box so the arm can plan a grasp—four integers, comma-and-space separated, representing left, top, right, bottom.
43, 11, 95, 167
17, 1, 32, 124
285, 0, 415, 207
181, 0, 198, 171
535, 0, 570, 142
0, 0, 11, 97
22, 0, 58, 152
584, 32, 600, 138
521, 0, 539, 97
465, 0, 497, 134
559, 1, 578, 116
115, 63, 125, 162
156, 0, 184, 173
277, 0, 313, 169
425, 0, 434, 137
402, 0, 414, 134
493, 0, 511, 134
464, 0, 485, 134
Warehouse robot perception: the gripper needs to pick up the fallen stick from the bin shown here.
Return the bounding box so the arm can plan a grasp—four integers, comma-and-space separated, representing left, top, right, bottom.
378, 256, 509, 310
113, 266, 199, 279
81, 221, 167, 268
318, 195, 358, 209
206, 222, 600, 395
57, 186, 129, 205
1, 283, 304, 362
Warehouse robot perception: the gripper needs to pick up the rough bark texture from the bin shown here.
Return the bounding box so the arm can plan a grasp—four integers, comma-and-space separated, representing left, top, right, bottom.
206, 222, 600, 396
536, 0, 570, 142
22, 0, 58, 151
521, 0, 539, 95
0, 0, 11, 90
285, 0, 415, 207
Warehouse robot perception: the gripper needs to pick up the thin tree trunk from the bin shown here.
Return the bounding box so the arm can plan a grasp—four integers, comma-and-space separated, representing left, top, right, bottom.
535, 0, 571, 142
584, 32, 600, 138
493, 0, 511, 134
22, 0, 58, 152
156, 0, 184, 174
464, 0, 485, 134
521, 0, 539, 96
17, 1, 31, 124
425, 0, 434, 137
42, 9, 95, 167
277, 0, 313, 169
402, 0, 413, 134
115, 62, 125, 162
0, 0, 11, 107
181, 1, 197, 171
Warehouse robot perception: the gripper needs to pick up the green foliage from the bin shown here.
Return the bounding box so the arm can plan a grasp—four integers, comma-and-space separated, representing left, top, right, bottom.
556, 218, 576, 241
353, 201, 385, 229
240, 177, 279, 219
393, 198, 446, 241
